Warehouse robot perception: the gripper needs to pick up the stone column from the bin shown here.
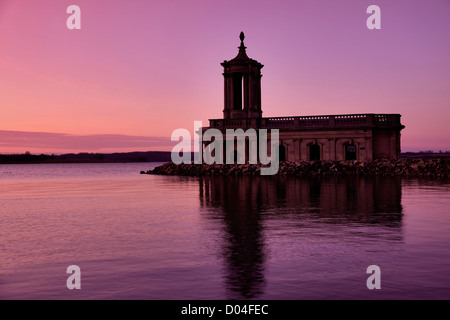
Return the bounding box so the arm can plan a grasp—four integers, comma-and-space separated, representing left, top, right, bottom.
366, 137, 373, 161
329, 138, 336, 161
223, 73, 230, 119
243, 72, 249, 110
294, 139, 300, 161
390, 131, 396, 160
257, 75, 262, 114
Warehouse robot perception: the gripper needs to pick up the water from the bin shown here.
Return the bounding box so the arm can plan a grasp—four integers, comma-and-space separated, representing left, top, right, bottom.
0, 163, 449, 300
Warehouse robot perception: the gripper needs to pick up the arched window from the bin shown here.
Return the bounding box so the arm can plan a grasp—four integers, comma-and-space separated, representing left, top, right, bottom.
233, 73, 243, 110
279, 144, 286, 161
233, 150, 239, 163
309, 144, 320, 161
345, 144, 357, 160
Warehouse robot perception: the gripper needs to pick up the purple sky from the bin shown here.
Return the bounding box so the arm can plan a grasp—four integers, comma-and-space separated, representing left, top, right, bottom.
0, 0, 449, 153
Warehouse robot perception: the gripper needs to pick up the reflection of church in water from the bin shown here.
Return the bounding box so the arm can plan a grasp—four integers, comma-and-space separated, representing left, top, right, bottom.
202, 32, 405, 162
199, 176, 403, 299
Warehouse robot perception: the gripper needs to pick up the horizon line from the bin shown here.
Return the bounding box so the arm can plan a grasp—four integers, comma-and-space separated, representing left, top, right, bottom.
0, 129, 449, 155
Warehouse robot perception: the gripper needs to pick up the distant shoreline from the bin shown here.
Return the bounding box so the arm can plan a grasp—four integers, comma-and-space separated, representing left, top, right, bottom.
1, 151, 449, 164
0, 151, 173, 164
400, 152, 450, 160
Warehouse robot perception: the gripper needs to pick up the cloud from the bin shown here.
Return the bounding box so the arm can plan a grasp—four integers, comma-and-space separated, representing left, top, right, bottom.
0, 130, 174, 153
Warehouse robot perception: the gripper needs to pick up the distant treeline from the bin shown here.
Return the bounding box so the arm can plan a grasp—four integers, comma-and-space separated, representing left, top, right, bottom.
0, 151, 448, 164
401, 151, 450, 159
0, 151, 175, 164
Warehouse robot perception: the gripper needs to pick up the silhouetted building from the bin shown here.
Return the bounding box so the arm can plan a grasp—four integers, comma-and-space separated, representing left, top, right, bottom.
203, 32, 405, 161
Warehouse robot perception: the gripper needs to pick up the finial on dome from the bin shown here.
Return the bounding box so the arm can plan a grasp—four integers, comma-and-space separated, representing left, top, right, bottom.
239, 31, 245, 44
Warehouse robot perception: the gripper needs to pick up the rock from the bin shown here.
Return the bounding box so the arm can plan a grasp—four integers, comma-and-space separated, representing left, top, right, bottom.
140, 159, 449, 178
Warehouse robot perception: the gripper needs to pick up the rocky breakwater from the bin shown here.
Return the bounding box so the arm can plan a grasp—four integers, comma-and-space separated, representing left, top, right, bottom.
141, 159, 449, 178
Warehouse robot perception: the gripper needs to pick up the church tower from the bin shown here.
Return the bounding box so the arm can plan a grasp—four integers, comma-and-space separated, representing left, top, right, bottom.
221, 32, 264, 119
204, 32, 404, 162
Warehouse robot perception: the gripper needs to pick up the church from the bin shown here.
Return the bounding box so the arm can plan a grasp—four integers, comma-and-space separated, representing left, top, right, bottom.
202, 32, 405, 162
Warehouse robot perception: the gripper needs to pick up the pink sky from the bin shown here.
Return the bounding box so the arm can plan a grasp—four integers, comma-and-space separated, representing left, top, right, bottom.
1, 0, 449, 154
